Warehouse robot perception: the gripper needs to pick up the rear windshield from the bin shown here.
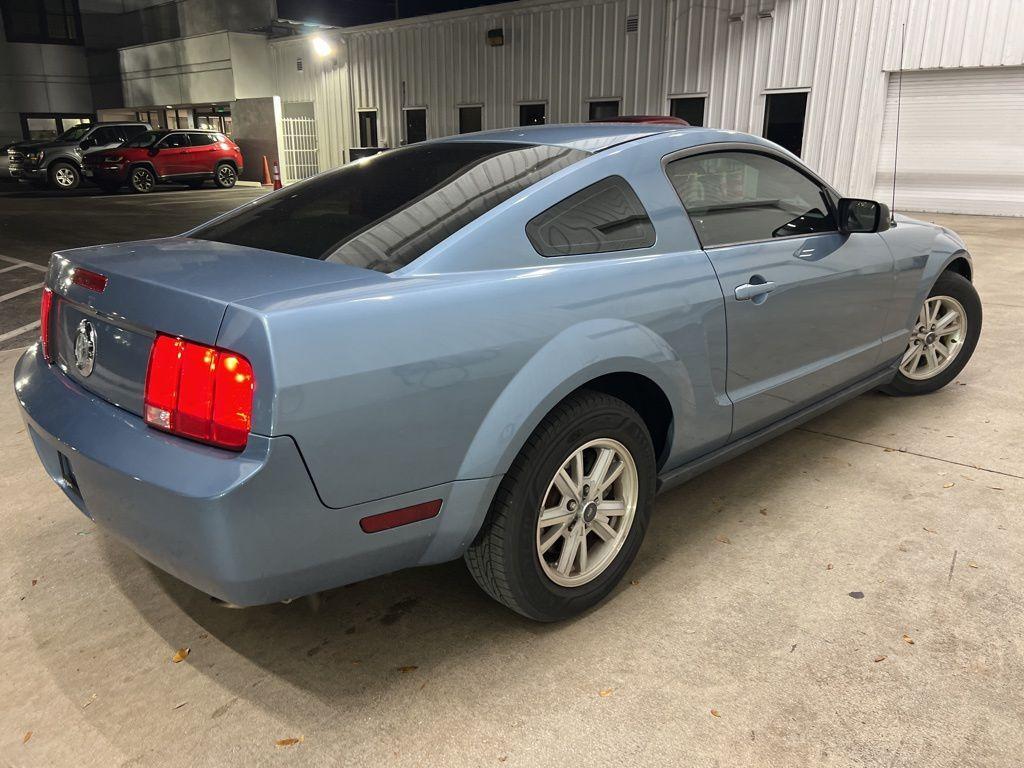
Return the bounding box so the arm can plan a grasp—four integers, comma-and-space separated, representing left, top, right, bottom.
192, 141, 588, 272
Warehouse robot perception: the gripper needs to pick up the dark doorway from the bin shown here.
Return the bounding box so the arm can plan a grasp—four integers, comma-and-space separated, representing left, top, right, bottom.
404, 108, 427, 144
763, 92, 808, 156
459, 106, 482, 134
519, 103, 546, 126
588, 100, 620, 121
358, 110, 378, 147
669, 97, 705, 127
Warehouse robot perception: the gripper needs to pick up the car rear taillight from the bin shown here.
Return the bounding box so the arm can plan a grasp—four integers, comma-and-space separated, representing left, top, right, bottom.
144, 333, 255, 451
40, 287, 54, 363
71, 268, 107, 293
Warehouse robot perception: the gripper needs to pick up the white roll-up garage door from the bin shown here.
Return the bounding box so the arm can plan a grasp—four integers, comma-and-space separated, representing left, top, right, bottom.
874, 67, 1024, 217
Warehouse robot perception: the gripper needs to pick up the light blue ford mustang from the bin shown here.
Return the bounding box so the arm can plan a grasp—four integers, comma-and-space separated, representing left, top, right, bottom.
14, 123, 981, 620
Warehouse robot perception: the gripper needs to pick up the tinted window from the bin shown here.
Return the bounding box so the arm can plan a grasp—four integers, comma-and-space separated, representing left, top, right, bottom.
123, 124, 148, 138
194, 142, 587, 272
90, 126, 120, 144
666, 151, 835, 248
160, 133, 188, 148
125, 131, 161, 148
526, 176, 656, 257
188, 132, 217, 146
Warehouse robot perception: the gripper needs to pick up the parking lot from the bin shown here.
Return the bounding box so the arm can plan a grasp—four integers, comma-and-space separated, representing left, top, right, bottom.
1, 198, 1021, 766
0, 183, 265, 351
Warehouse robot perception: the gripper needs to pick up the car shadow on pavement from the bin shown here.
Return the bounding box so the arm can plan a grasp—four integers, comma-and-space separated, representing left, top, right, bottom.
96, 391, 901, 715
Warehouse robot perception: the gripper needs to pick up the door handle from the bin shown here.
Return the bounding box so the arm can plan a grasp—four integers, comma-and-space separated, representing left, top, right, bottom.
734, 279, 776, 302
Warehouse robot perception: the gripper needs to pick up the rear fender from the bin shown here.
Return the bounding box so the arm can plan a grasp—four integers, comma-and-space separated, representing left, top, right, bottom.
455, 318, 688, 522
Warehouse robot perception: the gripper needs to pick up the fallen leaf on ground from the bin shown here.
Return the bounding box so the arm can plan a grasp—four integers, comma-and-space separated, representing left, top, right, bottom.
82, 693, 97, 708
903, 634, 914, 645
599, 689, 613, 697
874, 655, 887, 663
923, 527, 937, 534
883, 447, 895, 452
23, 731, 32, 743
943, 482, 955, 489
989, 487, 1004, 491
826, 563, 833, 570
715, 535, 731, 545
275, 737, 302, 748
759, 507, 768, 515
397, 665, 418, 673
31, 579, 37, 587
171, 647, 190, 663
968, 562, 979, 569
173, 701, 188, 710
710, 709, 721, 718
629, 579, 639, 586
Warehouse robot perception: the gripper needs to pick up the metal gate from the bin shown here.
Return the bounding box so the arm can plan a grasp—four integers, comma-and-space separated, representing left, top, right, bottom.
281, 116, 319, 183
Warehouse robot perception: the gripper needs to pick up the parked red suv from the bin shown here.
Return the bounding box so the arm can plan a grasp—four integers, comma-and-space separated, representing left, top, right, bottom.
83, 129, 244, 193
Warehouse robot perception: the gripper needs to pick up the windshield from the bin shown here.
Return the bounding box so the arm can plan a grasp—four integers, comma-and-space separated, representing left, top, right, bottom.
125, 131, 162, 148
193, 142, 587, 272
59, 125, 92, 142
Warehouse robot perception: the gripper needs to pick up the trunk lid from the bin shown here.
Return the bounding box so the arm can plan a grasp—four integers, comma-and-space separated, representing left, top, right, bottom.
48, 237, 384, 420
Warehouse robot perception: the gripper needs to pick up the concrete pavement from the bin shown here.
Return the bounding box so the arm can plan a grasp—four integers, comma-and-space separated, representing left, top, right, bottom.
1, 213, 1021, 767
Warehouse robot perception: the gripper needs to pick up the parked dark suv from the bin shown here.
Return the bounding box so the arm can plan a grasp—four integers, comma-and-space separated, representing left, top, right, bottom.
7, 122, 150, 191
83, 129, 244, 193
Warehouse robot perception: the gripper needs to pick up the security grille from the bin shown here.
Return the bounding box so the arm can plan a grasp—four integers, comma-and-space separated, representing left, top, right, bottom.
625, 15, 638, 32
281, 116, 319, 183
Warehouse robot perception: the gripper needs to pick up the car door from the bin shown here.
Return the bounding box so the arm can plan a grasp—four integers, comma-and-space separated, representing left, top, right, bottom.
155, 132, 190, 176
184, 132, 218, 174
665, 148, 894, 439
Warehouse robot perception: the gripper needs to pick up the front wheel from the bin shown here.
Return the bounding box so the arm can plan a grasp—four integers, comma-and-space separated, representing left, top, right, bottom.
882, 271, 982, 396
48, 161, 80, 191
129, 166, 156, 193
465, 390, 656, 621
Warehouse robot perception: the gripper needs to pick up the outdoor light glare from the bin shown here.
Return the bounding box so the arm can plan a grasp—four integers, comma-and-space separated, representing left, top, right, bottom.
312, 36, 333, 57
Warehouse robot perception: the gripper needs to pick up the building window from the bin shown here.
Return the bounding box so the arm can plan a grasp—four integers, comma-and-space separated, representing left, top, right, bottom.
763, 91, 808, 157
458, 105, 482, 134
519, 103, 546, 127
358, 110, 379, 147
1, 0, 83, 45
404, 108, 426, 144
526, 176, 656, 258
588, 100, 620, 121
669, 97, 705, 127
19, 113, 91, 141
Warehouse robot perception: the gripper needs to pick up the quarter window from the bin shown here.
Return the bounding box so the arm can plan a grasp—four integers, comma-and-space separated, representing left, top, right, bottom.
665, 151, 835, 248
188, 132, 218, 146
526, 176, 656, 258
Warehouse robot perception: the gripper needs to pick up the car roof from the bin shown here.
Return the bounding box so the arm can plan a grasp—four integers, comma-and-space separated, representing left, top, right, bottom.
437, 122, 738, 153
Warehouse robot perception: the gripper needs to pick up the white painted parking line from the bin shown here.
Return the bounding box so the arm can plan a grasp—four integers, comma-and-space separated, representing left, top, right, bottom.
0, 264, 29, 274
0, 255, 47, 273
0, 282, 42, 303
0, 320, 39, 343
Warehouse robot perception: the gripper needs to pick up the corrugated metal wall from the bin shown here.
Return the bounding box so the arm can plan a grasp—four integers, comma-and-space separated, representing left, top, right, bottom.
271, 0, 1024, 198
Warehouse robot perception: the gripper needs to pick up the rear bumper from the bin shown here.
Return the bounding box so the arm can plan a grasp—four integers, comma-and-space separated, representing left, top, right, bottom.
14, 345, 500, 605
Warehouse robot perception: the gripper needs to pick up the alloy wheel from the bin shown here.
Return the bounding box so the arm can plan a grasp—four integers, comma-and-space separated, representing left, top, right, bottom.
217, 165, 236, 186
535, 438, 638, 588
53, 166, 76, 188
899, 295, 967, 380
132, 168, 154, 192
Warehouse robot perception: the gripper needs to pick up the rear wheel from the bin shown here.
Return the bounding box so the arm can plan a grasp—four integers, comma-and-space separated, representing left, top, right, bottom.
48, 161, 80, 191
129, 166, 156, 193
214, 162, 237, 188
882, 271, 981, 396
465, 390, 656, 621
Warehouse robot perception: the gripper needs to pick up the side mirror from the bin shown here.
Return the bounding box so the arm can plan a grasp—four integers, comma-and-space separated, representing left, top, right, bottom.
837, 198, 891, 234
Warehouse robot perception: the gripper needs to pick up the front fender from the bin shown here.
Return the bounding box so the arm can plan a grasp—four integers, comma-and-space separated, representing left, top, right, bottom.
455, 318, 689, 483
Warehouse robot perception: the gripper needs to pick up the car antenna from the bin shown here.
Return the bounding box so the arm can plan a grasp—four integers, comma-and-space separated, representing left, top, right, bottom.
891, 22, 906, 226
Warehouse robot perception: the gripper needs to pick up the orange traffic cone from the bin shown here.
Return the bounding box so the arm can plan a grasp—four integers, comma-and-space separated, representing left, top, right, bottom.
261, 156, 272, 187
272, 160, 282, 190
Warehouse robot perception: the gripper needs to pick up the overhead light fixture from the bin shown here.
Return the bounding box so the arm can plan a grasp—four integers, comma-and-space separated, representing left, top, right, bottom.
312, 36, 334, 57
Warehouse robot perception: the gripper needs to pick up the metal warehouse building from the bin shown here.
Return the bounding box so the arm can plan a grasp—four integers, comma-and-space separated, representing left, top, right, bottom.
107, 0, 1024, 215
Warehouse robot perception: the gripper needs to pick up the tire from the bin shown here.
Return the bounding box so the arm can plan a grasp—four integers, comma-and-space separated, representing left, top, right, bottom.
465, 390, 656, 621
48, 161, 80, 191
129, 166, 156, 193
214, 162, 237, 188
881, 270, 982, 396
